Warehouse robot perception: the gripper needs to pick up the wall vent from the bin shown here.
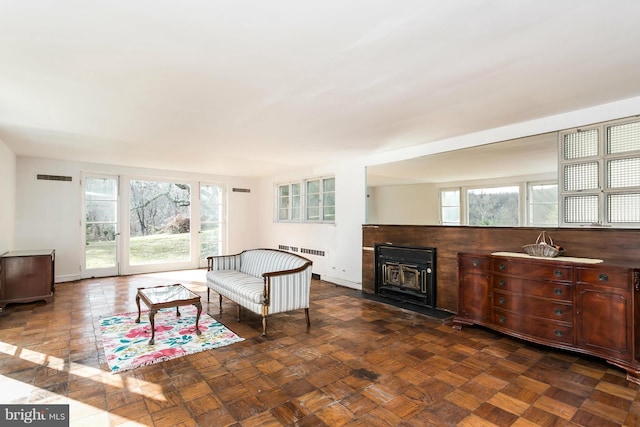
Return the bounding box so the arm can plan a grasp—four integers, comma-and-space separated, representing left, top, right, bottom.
278, 245, 299, 252
301, 248, 325, 257
37, 174, 72, 182
232, 188, 251, 193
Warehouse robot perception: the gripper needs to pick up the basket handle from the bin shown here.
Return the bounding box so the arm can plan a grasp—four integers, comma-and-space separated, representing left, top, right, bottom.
536, 231, 554, 246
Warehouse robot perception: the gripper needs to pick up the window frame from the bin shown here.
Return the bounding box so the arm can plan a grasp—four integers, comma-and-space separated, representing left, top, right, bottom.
559, 117, 640, 228
275, 176, 335, 224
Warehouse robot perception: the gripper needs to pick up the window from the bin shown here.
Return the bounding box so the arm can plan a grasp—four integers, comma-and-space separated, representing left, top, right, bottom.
467, 186, 519, 226
277, 183, 301, 222
276, 176, 335, 223
528, 183, 558, 226
560, 118, 640, 227
440, 189, 460, 225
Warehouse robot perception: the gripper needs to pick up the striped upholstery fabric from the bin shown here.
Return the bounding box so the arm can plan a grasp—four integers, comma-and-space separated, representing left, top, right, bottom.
209, 254, 241, 271
206, 249, 313, 334
239, 249, 307, 278
268, 266, 312, 314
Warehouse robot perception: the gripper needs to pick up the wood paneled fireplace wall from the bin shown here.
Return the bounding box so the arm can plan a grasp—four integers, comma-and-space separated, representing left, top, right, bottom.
362, 225, 640, 313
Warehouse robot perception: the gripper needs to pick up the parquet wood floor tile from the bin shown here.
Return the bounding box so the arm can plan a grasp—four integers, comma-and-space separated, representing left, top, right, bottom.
0, 271, 639, 426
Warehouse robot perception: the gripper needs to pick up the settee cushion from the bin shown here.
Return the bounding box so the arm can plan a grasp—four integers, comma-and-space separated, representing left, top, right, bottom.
206, 270, 263, 304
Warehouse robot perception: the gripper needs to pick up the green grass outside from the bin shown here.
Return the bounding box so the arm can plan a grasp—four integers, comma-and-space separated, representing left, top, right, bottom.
86, 232, 218, 268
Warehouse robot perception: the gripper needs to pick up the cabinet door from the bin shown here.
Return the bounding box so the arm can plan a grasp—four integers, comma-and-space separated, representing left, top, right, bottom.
459, 271, 491, 322
576, 285, 632, 362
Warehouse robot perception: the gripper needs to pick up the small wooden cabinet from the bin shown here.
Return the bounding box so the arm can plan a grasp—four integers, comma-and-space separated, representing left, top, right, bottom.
454, 253, 640, 384
0, 250, 55, 310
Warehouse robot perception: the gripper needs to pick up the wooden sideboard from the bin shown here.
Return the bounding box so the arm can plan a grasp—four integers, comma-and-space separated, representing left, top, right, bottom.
0, 249, 55, 310
453, 252, 640, 383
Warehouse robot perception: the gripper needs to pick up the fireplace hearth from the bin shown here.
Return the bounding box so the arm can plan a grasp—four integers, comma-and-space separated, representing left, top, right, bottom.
375, 244, 436, 309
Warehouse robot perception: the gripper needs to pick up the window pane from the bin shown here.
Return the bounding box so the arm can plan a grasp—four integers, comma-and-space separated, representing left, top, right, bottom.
441, 189, 460, 206
129, 180, 191, 265
278, 184, 290, 221
306, 180, 321, 221
468, 186, 519, 226
563, 129, 598, 159
608, 121, 640, 154
608, 193, 640, 223
564, 162, 599, 191
291, 183, 301, 220
86, 200, 116, 222
442, 206, 460, 224
322, 178, 335, 221
529, 183, 558, 226
200, 184, 223, 258
85, 223, 116, 269
564, 195, 598, 223
608, 157, 640, 188
323, 178, 335, 192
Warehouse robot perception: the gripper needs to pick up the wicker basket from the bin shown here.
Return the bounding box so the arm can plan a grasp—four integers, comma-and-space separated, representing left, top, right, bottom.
523, 231, 564, 257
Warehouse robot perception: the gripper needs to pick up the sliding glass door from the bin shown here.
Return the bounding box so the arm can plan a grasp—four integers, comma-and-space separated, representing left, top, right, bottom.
82, 174, 226, 276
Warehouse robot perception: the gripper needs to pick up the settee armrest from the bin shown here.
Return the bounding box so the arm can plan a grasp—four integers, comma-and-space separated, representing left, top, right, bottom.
207, 253, 241, 271
263, 262, 313, 314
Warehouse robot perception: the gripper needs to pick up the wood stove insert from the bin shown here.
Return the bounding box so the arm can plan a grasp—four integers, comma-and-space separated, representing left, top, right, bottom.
375, 244, 436, 309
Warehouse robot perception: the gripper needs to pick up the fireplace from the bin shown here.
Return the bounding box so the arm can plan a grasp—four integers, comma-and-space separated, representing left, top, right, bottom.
375, 244, 436, 309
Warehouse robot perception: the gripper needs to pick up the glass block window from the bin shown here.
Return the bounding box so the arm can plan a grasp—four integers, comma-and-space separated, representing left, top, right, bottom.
440, 189, 460, 225
560, 117, 640, 227
564, 195, 599, 223
563, 129, 598, 160
608, 193, 640, 223
608, 121, 640, 154
563, 162, 599, 191
608, 157, 640, 188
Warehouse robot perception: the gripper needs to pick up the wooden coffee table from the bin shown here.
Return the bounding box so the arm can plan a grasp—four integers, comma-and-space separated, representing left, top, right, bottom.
135, 283, 202, 345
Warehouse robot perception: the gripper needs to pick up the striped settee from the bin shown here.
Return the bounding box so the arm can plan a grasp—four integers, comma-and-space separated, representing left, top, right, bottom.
206, 248, 313, 336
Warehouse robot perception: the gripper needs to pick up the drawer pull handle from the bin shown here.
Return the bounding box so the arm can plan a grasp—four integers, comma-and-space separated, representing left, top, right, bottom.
472, 260, 479, 267
555, 309, 563, 316
498, 316, 506, 324
554, 270, 562, 277
598, 274, 608, 282
499, 263, 505, 271
554, 288, 563, 296
554, 329, 563, 337
498, 297, 505, 305
499, 279, 506, 287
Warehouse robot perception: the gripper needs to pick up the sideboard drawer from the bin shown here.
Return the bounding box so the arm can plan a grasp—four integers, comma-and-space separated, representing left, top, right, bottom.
493, 292, 573, 323
493, 259, 573, 282
493, 275, 573, 302
576, 267, 631, 290
493, 309, 574, 345
459, 255, 490, 272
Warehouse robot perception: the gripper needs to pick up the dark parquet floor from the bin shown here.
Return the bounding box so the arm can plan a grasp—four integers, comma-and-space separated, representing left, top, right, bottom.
0, 270, 638, 426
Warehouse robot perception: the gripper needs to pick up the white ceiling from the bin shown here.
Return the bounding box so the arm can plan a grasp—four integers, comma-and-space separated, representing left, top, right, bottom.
366, 132, 558, 186
1, 1, 640, 177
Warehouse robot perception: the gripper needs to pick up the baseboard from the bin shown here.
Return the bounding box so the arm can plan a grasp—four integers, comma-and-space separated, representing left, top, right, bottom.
318, 275, 361, 290
55, 274, 80, 283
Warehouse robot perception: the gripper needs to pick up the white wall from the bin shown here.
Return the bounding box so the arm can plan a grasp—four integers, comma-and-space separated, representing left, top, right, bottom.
15, 157, 260, 282
367, 184, 439, 225
258, 161, 366, 289
0, 139, 16, 254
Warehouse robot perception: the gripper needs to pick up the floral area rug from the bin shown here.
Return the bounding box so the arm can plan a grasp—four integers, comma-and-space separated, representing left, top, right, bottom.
100, 305, 244, 373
